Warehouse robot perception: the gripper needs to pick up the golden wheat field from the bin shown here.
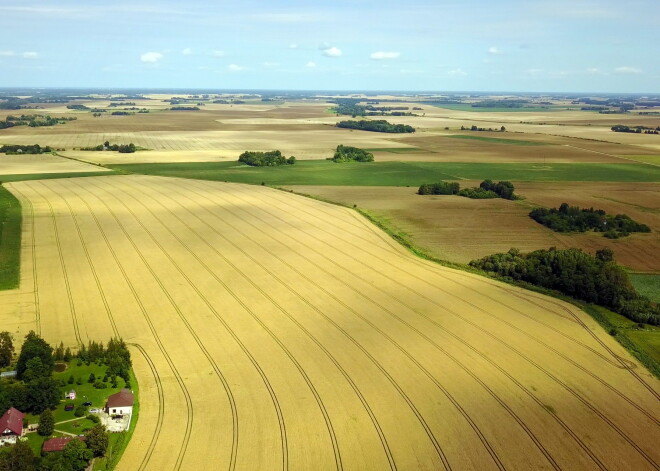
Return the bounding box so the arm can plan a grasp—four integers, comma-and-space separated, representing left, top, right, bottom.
0, 175, 658, 470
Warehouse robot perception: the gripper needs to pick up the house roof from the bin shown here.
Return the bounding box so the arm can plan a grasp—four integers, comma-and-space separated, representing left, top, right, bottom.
42, 436, 85, 452
0, 407, 24, 436
106, 389, 134, 408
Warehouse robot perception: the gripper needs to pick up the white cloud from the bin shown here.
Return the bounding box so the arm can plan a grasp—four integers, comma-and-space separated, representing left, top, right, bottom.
306, 61, 316, 68
212, 50, 225, 57
370, 51, 400, 60
228, 64, 244, 72
23, 51, 38, 59
488, 47, 503, 55
182, 48, 192, 55
0, 50, 15, 56
289, 43, 298, 49
615, 66, 641, 74
322, 46, 342, 57
140, 52, 163, 63
447, 68, 467, 76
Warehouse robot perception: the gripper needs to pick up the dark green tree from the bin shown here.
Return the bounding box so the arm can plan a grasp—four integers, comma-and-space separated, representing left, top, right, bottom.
15, 331, 54, 380
38, 408, 55, 436
0, 441, 35, 471
62, 438, 93, 471
85, 424, 109, 457
0, 331, 13, 368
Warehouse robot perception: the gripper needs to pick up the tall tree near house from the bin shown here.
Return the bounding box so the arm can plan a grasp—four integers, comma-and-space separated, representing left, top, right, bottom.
0, 331, 13, 367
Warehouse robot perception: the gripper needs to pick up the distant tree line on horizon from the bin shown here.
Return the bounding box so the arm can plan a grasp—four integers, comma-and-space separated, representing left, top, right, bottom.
238, 150, 295, 166
470, 247, 660, 325
461, 124, 506, 132
529, 203, 650, 239
0, 144, 54, 154
0, 114, 75, 130
336, 119, 415, 133
611, 124, 659, 134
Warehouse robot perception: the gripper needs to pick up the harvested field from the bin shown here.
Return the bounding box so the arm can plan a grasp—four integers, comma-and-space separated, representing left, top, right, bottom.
288, 182, 660, 273
0, 153, 110, 174
1, 175, 658, 470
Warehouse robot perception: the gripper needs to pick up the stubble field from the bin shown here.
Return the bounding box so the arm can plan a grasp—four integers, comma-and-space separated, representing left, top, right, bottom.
0, 175, 658, 470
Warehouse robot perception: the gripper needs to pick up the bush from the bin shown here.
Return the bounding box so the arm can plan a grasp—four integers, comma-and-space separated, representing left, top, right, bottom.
418, 182, 460, 195
74, 405, 86, 417
93, 380, 107, 389
87, 414, 100, 424
457, 187, 498, 199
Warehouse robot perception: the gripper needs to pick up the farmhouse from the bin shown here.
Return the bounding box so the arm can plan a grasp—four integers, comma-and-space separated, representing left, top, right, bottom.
105, 388, 134, 416
42, 436, 86, 453
0, 407, 24, 445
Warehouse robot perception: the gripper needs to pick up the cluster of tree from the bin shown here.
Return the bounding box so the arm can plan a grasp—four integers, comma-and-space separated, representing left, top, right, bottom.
0, 332, 60, 414
331, 99, 367, 117
0, 115, 74, 129
0, 144, 52, 155
110, 111, 132, 116
336, 120, 415, 133
328, 145, 374, 163
529, 203, 651, 238
580, 106, 609, 111
238, 150, 295, 167
470, 180, 516, 199
460, 125, 507, 132
170, 106, 201, 111
417, 182, 460, 195
80, 141, 136, 153
470, 247, 660, 325
66, 104, 90, 110
611, 124, 659, 134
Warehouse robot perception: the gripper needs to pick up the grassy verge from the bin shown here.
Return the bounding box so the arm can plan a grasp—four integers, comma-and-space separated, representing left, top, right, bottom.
446, 135, 549, 146
110, 160, 660, 185
630, 273, 660, 302
0, 171, 116, 183
283, 187, 660, 378
0, 185, 21, 290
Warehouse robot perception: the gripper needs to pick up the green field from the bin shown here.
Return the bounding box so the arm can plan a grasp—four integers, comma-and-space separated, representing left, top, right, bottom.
630, 274, 660, 303
446, 135, 549, 146
0, 185, 21, 290
620, 155, 660, 165
110, 160, 660, 186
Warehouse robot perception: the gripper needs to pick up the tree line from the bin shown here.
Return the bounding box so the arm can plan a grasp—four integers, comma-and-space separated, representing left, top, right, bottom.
80, 141, 136, 153
611, 124, 659, 134
0, 115, 75, 130
238, 150, 295, 166
336, 119, 415, 133
469, 247, 660, 325
529, 203, 650, 239
0, 144, 52, 155
418, 180, 516, 199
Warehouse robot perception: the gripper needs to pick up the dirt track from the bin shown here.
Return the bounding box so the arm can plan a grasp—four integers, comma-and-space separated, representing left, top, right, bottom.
1, 175, 658, 470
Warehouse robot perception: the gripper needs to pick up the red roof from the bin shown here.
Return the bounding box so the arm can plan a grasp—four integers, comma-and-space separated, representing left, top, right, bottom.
106, 389, 134, 408
42, 436, 85, 452
0, 407, 24, 436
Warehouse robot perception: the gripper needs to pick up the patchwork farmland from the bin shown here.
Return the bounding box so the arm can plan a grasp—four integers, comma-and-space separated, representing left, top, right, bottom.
1, 175, 658, 470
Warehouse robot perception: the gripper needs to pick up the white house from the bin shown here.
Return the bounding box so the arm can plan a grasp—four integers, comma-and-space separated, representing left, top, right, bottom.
65, 390, 76, 400
105, 389, 134, 416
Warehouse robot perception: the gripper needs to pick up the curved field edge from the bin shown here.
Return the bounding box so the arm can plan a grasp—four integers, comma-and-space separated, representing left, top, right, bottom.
282, 187, 660, 379
0, 184, 21, 290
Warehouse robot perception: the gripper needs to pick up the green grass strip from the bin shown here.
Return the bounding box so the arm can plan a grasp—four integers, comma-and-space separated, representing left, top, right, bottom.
110, 160, 660, 185
0, 171, 116, 183
630, 274, 660, 303
0, 185, 21, 290
446, 135, 548, 146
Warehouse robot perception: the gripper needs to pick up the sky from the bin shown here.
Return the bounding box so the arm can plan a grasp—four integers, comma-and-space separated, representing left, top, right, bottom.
0, 0, 658, 93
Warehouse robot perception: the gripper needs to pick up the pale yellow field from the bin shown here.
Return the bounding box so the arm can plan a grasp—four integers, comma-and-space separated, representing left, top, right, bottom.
1, 175, 658, 470
0, 153, 110, 174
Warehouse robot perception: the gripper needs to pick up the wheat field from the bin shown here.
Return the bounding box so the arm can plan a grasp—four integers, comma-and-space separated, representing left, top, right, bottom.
1, 175, 658, 470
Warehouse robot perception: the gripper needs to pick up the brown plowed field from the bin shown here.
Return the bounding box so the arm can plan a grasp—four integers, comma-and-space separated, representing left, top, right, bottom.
290, 182, 660, 273
1, 175, 658, 470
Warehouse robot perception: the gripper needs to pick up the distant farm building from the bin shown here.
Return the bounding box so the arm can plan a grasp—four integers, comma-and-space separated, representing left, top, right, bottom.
0, 407, 24, 445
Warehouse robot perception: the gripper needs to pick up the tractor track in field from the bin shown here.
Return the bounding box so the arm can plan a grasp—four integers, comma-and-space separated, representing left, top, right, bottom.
39, 179, 195, 471
207, 179, 657, 468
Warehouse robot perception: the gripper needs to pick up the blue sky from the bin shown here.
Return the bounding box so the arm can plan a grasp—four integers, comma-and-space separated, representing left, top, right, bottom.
0, 0, 658, 92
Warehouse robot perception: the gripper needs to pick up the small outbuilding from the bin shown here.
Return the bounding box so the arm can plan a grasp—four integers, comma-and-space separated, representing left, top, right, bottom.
105, 389, 134, 416
42, 436, 85, 453
65, 389, 76, 400
0, 407, 24, 445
